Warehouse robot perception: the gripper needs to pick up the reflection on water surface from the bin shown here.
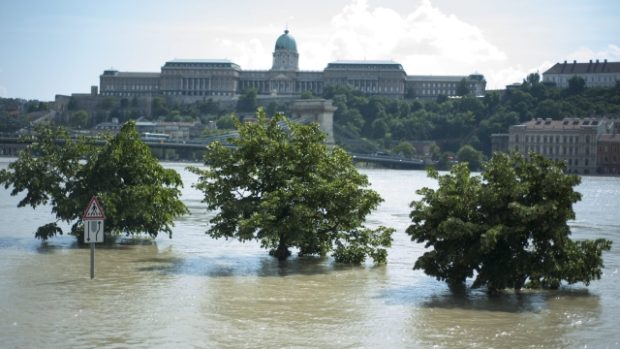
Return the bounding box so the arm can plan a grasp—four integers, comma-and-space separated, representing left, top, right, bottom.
0, 159, 618, 348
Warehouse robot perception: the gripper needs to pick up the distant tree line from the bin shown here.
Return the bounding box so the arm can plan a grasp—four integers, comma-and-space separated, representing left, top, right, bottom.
324, 75, 620, 168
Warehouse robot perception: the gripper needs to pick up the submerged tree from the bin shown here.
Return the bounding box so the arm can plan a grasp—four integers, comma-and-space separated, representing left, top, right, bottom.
0, 121, 188, 240
407, 152, 611, 293
189, 109, 393, 263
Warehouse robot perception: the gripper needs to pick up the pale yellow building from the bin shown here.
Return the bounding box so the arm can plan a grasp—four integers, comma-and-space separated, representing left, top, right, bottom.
99, 29, 485, 100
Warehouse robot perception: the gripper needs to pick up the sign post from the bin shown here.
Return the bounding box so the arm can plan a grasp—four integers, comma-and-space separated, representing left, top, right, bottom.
83, 196, 105, 279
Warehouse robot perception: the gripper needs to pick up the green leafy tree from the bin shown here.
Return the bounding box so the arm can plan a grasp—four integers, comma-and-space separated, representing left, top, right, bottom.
189, 109, 393, 263
370, 118, 389, 139
0, 121, 188, 240
164, 110, 182, 122
407, 153, 612, 293
456, 78, 470, 96
69, 110, 90, 129
151, 97, 168, 117
392, 141, 416, 158
567, 76, 586, 95
236, 88, 258, 112
0, 113, 28, 132
456, 144, 483, 171
300, 90, 314, 99
216, 114, 237, 130
199, 98, 220, 115
526, 72, 541, 85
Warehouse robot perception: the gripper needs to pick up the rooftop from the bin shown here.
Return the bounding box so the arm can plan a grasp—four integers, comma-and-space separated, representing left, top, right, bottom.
167, 59, 236, 64
326, 60, 404, 71
544, 60, 620, 75
163, 59, 241, 69
407, 75, 469, 82
274, 29, 297, 53
329, 60, 401, 65
101, 72, 160, 78
516, 118, 607, 130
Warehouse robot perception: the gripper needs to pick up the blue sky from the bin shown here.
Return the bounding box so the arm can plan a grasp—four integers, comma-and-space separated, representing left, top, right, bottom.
0, 0, 619, 100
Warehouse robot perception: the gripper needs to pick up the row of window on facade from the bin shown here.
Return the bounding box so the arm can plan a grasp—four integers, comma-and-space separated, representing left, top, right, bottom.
101, 91, 155, 97
546, 75, 619, 83
346, 82, 402, 93
601, 155, 619, 162
418, 89, 457, 96
180, 78, 234, 90
600, 144, 620, 153
515, 134, 592, 144
165, 63, 234, 68
162, 70, 237, 76
160, 91, 235, 96
103, 85, 158, 91
420, 82, 457, 88
514, 144, 592, 156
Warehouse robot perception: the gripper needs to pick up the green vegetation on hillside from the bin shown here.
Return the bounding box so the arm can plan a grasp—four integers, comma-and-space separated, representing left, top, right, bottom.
324, 76, 620, 161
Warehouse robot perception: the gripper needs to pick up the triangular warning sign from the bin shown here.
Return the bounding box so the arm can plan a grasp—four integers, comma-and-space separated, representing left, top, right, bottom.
83, 196, 105, 220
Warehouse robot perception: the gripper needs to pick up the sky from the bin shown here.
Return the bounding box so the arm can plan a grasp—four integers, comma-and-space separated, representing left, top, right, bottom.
0, 0, 619, 101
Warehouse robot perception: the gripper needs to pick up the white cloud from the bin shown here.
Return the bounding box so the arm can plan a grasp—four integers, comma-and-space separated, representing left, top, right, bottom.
566, 44, 620, 62
485, 44, 620, 90
215, 38, 271, 69
316, 0, 506, 74
213, 0, 507, 76
485, 60, 554, 90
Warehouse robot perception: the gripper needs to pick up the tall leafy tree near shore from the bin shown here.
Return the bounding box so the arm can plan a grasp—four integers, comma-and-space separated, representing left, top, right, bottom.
407, 152, 612, 293
189, 109, 393, 263
0, 121, 188, 240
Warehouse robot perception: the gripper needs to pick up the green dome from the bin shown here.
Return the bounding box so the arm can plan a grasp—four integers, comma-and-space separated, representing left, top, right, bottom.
274, 29, 297, 53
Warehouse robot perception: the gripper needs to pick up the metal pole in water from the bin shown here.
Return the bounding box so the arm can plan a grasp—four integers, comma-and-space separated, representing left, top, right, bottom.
90, 242, 95, 279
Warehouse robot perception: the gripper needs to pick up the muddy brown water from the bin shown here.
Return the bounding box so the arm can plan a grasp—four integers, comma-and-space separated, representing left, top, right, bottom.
1, 158, 618, 348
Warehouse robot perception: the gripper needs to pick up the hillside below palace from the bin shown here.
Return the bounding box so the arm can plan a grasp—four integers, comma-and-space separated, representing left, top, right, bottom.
98, 29, 486, 101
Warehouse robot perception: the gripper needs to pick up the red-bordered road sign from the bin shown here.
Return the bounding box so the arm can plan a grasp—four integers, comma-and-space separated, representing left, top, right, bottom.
83, 196, 105, 220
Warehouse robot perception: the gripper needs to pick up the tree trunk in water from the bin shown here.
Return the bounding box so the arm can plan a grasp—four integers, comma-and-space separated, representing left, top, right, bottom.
274, 238, 291, 261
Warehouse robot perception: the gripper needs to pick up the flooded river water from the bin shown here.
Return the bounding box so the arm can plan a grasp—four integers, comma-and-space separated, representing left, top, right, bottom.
0, 158, 619, 348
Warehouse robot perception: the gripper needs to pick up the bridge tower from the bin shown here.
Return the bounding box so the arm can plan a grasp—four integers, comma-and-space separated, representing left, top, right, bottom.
289, 99, 336, 146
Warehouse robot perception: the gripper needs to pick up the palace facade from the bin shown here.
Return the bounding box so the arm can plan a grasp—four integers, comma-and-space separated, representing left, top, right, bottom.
543, 60, 620, 88
99, 29, 485, 100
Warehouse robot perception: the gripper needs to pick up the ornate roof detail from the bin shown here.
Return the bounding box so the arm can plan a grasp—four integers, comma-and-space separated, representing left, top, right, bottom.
275, 29, 297, 53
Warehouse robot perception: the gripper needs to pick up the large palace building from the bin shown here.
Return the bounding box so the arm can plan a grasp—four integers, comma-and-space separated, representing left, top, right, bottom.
543, 59, 620, 88
99, 29, 486, 100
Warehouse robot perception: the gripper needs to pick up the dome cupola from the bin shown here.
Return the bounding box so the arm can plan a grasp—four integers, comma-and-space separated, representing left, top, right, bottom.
272, 29, 299, 71
274, 29, 298, 53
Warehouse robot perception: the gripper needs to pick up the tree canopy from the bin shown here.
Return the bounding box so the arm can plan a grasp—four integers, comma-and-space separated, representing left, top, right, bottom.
456, 78, 470, 97
0, 121, 188, 240
456, 144, 484, 171
407, 152, 612, 293
236, 88, 258, 113
323, 81, 620, 160
189, 109, 393, 263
